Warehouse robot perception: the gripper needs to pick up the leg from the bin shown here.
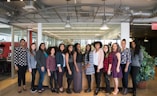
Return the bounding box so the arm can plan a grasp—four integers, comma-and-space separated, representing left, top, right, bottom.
37, 68, 45, 91
17, 66, 22, 92
22, 66, 27, 89
49, 71, 53, 89
131, 66, 140, 96
104, 72, 111, 93
113, 78, 119, 95
31, 69, 37, 89
85, 75, 91, 93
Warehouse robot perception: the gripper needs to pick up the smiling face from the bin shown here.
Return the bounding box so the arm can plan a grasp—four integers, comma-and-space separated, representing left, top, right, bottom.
77, 44, 81, 51
60, 44, 65, 52
50, 48, 55, 55
103, 45, 108, 53
31, 44, 36, 51
121, 40, 126, 49
131, 41, 136, 49
86, 45, 91, 52
40, 44, 45, 50
95, 43, 100, 50
112, 43, 118, 52
20, 40, 26, 47
68, 45, 73, 52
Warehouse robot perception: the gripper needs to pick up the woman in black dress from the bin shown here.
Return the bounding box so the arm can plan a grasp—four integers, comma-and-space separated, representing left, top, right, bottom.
65, 45, 74, 94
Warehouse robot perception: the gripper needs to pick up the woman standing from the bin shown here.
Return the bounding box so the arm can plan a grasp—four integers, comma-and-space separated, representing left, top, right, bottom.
84, 44, 95, 93
73, 43, 83, 93
110, 43, 122, 95
14, 39, 28, 93
93, 41, 104, 95
56, 43, 66, 92
46, 47, 58, 93
27, 43, 37, 93
36, 43, 48, 93
103, 45, 112, 95
131, 40, 143, 96
120, 39, 131, 95
65, 45, 74, 94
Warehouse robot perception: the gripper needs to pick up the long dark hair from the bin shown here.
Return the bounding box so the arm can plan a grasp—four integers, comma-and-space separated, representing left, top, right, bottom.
104, 44, 110, 58
85, 44, 91, 61
74, 43, 81, 53
132, 40, 141, 56
39, 43, 46, 52
66, 44, 74, 58
30, 43, 36, 55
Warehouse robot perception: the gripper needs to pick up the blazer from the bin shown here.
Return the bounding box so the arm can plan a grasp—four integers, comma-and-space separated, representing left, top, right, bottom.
56, 51, 64, 68
35, 50, 47, 68
93, 48, 104, 69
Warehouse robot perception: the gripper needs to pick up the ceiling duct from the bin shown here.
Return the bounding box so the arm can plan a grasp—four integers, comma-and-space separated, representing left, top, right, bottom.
23, 1, 37, 12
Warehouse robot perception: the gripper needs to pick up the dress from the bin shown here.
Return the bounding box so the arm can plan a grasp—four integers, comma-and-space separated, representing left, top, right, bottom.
73, 52, 83, 93
66, 54, 74, 78
111, 52, 122, 78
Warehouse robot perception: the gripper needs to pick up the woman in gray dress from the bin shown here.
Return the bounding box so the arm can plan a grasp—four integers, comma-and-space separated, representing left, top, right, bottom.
73, 43, 83, 93
84, 44, 95, 93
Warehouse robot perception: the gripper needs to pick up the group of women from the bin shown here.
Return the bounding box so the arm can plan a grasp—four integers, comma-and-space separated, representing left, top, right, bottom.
14, 38, 143, 96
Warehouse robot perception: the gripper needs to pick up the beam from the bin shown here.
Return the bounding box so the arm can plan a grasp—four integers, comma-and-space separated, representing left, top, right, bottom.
53, 8, 64, 22
92, 7, 100, 22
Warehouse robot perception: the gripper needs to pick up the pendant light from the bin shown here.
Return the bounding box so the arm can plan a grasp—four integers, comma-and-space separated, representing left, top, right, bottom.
65, 0, 72, 29
100, 0, 109, 30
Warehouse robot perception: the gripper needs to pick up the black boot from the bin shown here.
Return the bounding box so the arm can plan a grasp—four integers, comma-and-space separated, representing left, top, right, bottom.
66, 88, 72, 94
133, 91, 136, 96
123, 88, 128, 95
94, 88, 99, 95
85, 88, 91, 93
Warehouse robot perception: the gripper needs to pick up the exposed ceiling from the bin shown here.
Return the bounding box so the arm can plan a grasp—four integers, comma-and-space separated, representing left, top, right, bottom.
0, 0, 157, 40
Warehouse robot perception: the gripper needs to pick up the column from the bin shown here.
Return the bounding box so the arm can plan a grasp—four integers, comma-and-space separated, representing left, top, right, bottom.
37, 23, 42, 47
11, 26, 15, 78
121, 23, 130, 48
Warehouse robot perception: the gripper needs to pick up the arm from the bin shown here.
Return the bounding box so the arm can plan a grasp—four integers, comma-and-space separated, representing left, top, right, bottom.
73, 51, 79, 72
139, 49, 143, 66
125, 49, 131, 72
56, 52, 62, 72
98, 49, 104, 69
46, 56, 51, 76
66, 53, 72, 74
107, 53, 112, 75
27, 51, 32, 72
116, 52, 121, 73
14, 47, 19, 70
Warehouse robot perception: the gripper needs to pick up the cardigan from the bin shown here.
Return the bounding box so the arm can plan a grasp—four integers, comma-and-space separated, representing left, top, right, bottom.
93, 48, 104, 69
35, 50, 47, 68
27, 51, 37, 69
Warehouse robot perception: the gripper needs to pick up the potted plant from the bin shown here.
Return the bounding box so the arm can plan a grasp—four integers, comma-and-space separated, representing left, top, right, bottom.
136, 46, 155, 88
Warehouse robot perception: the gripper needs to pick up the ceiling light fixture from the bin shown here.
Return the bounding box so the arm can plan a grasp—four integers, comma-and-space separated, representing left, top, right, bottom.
100, 0, 109, 30
65, 0, 72, 29
7, 0, 10, 2
20, 0, 23, 1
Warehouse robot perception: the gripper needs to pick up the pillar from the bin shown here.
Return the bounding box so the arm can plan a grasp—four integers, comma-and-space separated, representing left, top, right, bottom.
121, 23, 130, 48
11, 26, 15, 78
37, 23, 42, 47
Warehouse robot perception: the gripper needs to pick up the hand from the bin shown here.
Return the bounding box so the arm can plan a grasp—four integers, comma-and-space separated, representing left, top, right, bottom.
76, 67, 79, 72
97, 68, 100, 73
68, 70, 72, 75
41, 67, 45, 72
116, 67, 120, 73
15, 65, 18, 71
59, 67, 62, 72
48, 71, 51, 76
29, 68, 32, 73
124, 67, 128, 72
107, 70, 111, 75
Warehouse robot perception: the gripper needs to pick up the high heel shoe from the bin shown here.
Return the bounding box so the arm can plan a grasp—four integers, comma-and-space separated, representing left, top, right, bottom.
112, 89, 119, 95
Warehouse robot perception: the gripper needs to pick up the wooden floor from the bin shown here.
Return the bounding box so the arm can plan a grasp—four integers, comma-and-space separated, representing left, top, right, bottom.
0, 68, 157, 96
